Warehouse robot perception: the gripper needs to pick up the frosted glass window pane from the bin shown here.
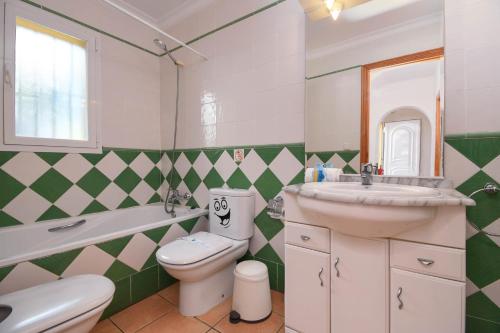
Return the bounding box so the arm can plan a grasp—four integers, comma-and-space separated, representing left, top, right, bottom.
15, 17, 88, 141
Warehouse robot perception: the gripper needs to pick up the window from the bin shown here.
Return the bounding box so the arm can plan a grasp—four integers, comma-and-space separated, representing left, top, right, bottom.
2, 1, 101, 152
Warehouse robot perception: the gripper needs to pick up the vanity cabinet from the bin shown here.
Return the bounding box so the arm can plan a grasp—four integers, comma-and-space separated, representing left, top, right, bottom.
390, 268, 465, 333
331, 233, 389, 333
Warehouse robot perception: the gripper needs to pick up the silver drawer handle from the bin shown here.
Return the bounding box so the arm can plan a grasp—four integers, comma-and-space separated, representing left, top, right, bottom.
48, 219, 86, 232
334, 257, 340, 277
318, 267, 324, 286
417, 258, 435, 266
397, 287, 403, 309
300, 235, 310, 241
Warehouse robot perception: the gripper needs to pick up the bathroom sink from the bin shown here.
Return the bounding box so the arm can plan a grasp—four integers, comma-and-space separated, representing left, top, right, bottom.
294, 182, 441, 238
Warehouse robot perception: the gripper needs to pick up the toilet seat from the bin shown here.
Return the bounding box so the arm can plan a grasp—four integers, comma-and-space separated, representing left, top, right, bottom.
156, 232, 233, 265
0, 274, 114, 333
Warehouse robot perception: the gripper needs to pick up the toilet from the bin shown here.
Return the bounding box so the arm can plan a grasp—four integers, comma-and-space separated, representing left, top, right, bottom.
0, 274, 114, 333
156, 188, 255, 316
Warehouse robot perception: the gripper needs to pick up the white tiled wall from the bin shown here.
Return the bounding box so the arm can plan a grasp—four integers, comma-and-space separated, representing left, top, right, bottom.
444, 0, 500, 135
160, 0, 305, 149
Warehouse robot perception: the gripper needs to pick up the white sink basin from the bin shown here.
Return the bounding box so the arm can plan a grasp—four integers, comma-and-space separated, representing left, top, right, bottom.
295, 182, 440, 237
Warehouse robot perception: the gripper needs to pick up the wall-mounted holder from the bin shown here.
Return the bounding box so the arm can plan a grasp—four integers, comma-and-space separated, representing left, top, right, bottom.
267, 196, 284, 219
468, 182, 499, 237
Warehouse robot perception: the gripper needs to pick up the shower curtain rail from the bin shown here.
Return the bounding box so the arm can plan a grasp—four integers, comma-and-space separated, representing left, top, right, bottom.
100, 0, 208, 60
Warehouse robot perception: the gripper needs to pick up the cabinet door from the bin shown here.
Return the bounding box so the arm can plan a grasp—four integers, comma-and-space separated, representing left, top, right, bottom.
285, 244, 330, 333
331, 232, 389, 333
391, 268, 465, 333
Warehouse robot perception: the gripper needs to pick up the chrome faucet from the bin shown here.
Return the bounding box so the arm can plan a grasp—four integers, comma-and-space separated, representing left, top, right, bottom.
166, 190, 192, 204
360, 163, 374, 186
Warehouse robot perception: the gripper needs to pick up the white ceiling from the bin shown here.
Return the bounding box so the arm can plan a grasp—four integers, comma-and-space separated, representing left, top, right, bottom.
307, 0, 444, 52
113, 0, 212, 27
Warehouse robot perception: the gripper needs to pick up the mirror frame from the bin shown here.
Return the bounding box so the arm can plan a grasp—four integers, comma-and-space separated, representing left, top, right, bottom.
360, 47, 445, 175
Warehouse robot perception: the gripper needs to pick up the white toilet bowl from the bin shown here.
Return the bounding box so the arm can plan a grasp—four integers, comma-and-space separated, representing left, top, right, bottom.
0, 274, 115, 333
157, 231, 249, 316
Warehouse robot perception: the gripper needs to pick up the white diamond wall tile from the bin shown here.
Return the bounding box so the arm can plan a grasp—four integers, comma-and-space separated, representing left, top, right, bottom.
117, 233, 157, 271
1, 153, 51, 186
330, 154, 347, 169
484, 219, 500, 247
483, 155, 500, 183
190, 216, 209, 234
54, 154, 93, 183
95, 152, 128, 181
214, 151, 238, 181
239, 150, 267, 183
192, 152, 212, 180
158, 223, 189, 247
444, 144, 481, 187
193, 183, 210, 209
269, 149, 304, 185
61, 245, 115, 278
481, 280, 500, 308
96, 183, 128, 210
130, 181, 156, 205
269, 229, 285, 263
129, 153, 155, 178
54, 186, 93, 216
466, 278, 480, 297
3, 190, 51, 224
0, 262, 58, 294
249, 225, 268, 256
174, 153, 192, 178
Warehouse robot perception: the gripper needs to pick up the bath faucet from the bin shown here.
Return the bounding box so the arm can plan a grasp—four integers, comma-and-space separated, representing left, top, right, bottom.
167, 190, 192, 203
360, 163, 374, 186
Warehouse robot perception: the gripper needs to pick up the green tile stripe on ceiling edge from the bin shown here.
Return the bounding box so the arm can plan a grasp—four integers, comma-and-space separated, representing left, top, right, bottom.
306, 65, 362, 80
20, 0, 160, 57
167, 0, 287, 55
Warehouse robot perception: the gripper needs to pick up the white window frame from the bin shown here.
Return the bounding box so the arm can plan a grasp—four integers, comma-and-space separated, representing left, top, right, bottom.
1, 0, 101, 153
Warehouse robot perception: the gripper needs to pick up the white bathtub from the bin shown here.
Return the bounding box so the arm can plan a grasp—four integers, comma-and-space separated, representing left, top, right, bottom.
0, 204, 208, 268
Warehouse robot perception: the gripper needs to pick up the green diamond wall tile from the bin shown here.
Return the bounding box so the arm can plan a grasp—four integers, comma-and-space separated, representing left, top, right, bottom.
0, 170, 26, 208
277, 263, 285, 293
114, 168, 141, 193
466, 316, 500, 333
32, 248, 83, 275
203, 168, 224, 188
315, 152, 335, 163
0, 151, 17, 167
446, 136, 500, 168
343, 164, 358, 174
142, 248, 159, 271
337, 151, 359, 163
144, 168, 161, 190
114, 150, 141, 164
254, 147, 281, 165
255, 258, 278, 291
289, 169, 305, 185
143, 225, 170, 243
105, 260, 136, 281
35, 152, 65, 166
179, 217, 198, 233
97, 235, 133, 257
0, 265, 15, 282
77, 168, 111, 197
254, 169, 283, 200
37, 205, 70, 221
226, 168, 252, 189
131, 265, 159, 303
147, 193, 162, 204
144, 151, 161, 164
255, 210, 284, 241
30, 169, 73, 202
204, 149, 224, 164
466, 233, 500, 288
184, 150, 201, 164
0, 211, 22, 227
184, 168, 202, 192
81, 151, 107, 165
118, 196, 139, 209
466, 291, 500, 322
186, 197, 199, 208
82, 200, 108, 214
255, 244, 283, 265
457, 171, 499, 229
102, 277, 131, 319
286, 145, 306, 164
166, 168, 182, 188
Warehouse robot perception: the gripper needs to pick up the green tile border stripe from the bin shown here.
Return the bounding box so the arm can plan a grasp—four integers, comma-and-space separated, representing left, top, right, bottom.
20, 0, 160, 57
306, 65, 362, 80
163, 142, 305, 153
167, 0, 287, 55
445, 132, 500, 140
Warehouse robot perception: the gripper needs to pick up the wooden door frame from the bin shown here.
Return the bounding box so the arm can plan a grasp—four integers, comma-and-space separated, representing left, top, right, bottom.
360, 47, 444, 168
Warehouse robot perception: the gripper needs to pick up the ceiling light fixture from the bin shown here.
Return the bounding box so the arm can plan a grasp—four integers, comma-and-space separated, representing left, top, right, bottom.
324, 0, 343, 20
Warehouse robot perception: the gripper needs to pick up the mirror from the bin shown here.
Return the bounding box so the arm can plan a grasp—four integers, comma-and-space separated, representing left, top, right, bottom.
304, 0, 444, 177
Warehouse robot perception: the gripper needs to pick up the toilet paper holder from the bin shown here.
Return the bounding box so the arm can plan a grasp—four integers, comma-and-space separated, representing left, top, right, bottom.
267, 196, 284, 219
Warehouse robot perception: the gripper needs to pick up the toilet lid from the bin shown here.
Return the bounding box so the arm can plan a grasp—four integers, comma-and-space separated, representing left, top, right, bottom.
157, 232, 233, 265
0, 274, 115, 333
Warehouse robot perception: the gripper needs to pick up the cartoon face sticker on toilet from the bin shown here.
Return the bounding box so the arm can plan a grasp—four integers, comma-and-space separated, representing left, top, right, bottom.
213, 196, 231, 228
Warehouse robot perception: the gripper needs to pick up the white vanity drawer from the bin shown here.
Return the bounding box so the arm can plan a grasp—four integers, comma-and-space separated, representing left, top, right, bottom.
390, 240, 465, 281
285, 222, 330, 253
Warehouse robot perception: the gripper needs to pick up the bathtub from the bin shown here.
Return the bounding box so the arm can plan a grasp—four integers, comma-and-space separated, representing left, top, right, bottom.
0, 204, 208, 268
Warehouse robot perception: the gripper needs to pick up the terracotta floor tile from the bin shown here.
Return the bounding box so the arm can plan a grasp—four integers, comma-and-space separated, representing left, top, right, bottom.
111, 295, 175, 333
196, 297, 233, 326
271, 291, 284, 316
90, 319, 121, 333
214, 312, 284, 333
137, 310, 210, 333
157, 283, 179, 306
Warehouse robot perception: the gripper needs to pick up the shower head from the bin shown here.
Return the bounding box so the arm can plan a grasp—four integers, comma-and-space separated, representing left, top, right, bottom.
154, 38, 184, 67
